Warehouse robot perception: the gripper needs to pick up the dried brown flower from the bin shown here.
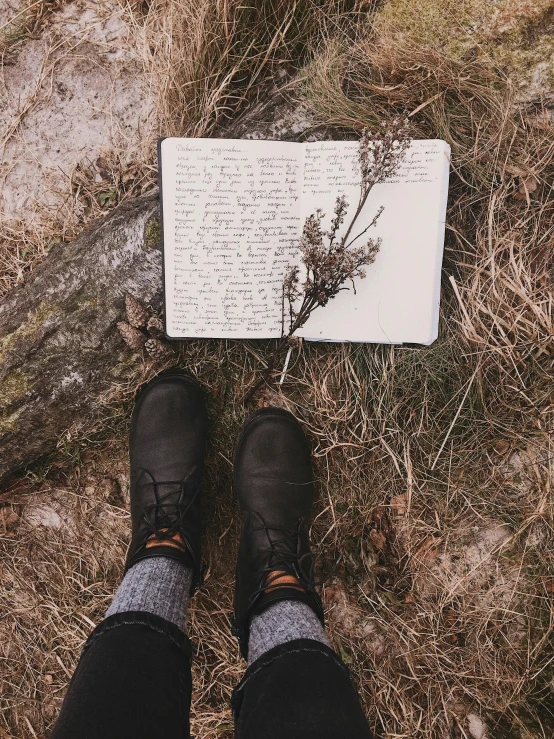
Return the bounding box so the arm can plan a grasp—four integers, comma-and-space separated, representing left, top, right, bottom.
246, 118, 411, 402
358, 117, 411, 195
284, 117, 411, 334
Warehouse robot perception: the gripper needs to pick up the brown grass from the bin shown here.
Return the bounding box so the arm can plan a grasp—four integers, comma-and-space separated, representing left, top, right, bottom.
0, 1, 69, 54
289, 11, 554, 737
134, 0, 371, 138
1, 0, 554, 738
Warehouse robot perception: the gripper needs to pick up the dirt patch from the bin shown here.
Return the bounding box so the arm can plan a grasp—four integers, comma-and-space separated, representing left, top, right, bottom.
0, 0, 155, 229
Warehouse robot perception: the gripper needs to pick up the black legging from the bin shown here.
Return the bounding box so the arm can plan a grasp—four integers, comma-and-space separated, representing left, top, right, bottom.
51, 610, 374, 738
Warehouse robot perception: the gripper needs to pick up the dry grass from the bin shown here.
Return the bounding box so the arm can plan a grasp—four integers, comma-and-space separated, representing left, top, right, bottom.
286, 8, 554, 736
132, 0, 371, 137
2, 0, 554, 738
0, 1, 69, 53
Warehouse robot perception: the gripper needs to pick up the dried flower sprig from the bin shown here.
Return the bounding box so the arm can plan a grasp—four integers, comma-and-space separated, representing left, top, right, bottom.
245, 117, 411, 402
284, 116, 410, 336
282, 202, 382, 334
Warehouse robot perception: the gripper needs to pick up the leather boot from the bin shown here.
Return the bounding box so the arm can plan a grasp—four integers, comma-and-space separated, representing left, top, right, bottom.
125, 368, 207, 594
233, 407, 324, 659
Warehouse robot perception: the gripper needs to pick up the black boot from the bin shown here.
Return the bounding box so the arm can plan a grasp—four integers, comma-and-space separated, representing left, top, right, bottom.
233, 407, 324, 659
125, 368, 207, 594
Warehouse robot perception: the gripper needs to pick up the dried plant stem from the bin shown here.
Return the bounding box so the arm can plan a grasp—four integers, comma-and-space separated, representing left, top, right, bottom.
244, 117, 411, 403
279, 346, 293, 385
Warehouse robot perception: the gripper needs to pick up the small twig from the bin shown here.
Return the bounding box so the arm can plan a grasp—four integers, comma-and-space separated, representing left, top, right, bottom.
345, 206, 384, 249
431, 366, 480, 470
279, 346, 293, 386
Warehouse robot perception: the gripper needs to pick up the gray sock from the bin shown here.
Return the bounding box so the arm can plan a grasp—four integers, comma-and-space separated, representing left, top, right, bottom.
106, 557, 193, 633
248, 600, 330, 665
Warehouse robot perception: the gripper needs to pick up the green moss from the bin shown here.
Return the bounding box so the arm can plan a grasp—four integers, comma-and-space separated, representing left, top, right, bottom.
374, 0, 554, 97
61, 285, 99, 317
0, 17, 29, 51
75, 297, 98, 312
0, 371, 32, 434
144, 217, 161, 248
373, 0, 488, 59
0, 301, 60, 365
0, 370, 31, 405
0, 405, 24, 435
493, 34, 554, 96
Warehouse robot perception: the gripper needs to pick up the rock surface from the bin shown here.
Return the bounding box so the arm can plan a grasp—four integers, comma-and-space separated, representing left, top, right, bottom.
0, 81, 339, 487
0, 193, 160, 484
0, 0, 154, 226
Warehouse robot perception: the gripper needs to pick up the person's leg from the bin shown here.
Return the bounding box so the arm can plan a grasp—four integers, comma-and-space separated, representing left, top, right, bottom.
50, 611, 193, 739
233, 639, 374, 739
232, 408, 374, 739
51, 369, 207, 739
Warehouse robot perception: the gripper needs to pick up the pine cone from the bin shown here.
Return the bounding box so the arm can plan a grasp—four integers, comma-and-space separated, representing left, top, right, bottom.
118, 321, 146, 349
146, 316, 164, 338
125, 294, 149, 328
145, 337, 174, 360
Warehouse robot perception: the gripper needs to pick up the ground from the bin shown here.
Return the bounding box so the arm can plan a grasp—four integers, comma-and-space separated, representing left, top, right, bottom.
1, 1, 554, 738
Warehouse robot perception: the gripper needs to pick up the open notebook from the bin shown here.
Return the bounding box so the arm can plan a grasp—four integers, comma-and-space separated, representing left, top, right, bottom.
158, 137, 450, 344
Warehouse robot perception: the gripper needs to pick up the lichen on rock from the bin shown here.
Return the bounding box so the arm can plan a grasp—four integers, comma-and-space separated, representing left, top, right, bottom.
0, 370, 31, 434
144, 217, 161, 249
0, 301, 60, 366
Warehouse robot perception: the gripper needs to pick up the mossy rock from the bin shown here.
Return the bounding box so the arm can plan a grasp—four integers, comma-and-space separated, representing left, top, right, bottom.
374, 0, 554, 102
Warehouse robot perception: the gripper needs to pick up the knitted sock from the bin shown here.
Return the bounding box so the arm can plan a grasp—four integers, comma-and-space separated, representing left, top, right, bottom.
248, 600, 330, 665
106, 557, 193, 633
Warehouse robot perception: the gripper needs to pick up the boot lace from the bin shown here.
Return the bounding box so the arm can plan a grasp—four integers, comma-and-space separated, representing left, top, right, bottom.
247, 517, 316, 607
137, 465, 199, 543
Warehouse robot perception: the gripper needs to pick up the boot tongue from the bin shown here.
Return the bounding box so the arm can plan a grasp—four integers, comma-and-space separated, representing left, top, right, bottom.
154, 481, 184, 497
251, 517, 299, 575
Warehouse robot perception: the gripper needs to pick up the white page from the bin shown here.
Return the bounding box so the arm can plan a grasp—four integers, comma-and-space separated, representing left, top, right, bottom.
160, 138, 303, 338
296, 140, 450, 344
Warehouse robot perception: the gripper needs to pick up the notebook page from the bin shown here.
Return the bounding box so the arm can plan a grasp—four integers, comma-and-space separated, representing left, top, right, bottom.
160, 138, 303, 338
296, 140, 450, 344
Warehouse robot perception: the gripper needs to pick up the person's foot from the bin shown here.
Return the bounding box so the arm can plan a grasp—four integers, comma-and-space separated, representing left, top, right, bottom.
125, 368, 207, 594
233, 407, 324, 658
